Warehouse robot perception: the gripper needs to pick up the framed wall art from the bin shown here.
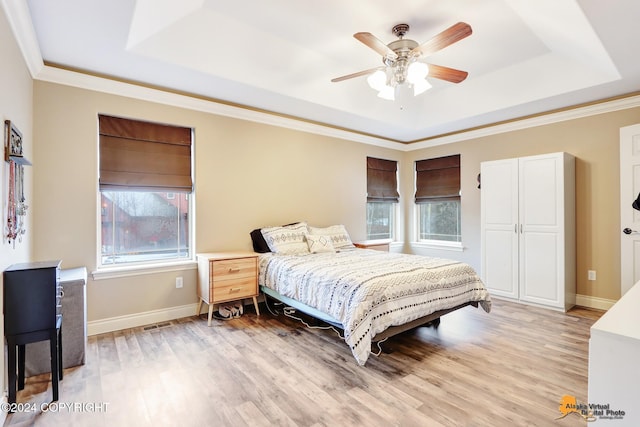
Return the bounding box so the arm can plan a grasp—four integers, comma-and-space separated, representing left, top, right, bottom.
4, 119, 30, 247
5, 120, 29, 164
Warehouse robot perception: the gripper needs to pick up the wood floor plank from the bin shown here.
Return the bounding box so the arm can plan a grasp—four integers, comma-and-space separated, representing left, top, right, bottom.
5, 298, 601, 426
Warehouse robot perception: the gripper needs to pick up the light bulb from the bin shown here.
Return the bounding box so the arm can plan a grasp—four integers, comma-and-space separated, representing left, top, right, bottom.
367, 70, 387, 91
378, 85, 395, 100
413, 79, 432, 96
407, 62, 429, 83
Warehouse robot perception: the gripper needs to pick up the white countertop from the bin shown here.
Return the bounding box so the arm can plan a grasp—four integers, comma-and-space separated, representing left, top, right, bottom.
591, 280, 640, 341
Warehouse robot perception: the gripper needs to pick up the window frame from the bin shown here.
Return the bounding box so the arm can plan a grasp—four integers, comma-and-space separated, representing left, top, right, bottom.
95, 115, 196, 276
414, 155, 463, 250
366, 200, 398, 241
414, 200, 463, 250
366, 157, 399, 241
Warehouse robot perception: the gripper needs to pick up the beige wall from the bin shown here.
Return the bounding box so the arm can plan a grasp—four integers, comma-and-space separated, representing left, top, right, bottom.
1, 5, 34, 412
32, 81, 401, 322
404, 108, 640, 301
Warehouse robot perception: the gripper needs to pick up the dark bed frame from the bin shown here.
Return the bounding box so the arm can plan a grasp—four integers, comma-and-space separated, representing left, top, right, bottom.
260, 285, 479, 343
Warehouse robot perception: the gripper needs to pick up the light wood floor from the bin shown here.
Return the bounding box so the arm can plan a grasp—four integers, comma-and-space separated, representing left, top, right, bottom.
4, 298, 603, 427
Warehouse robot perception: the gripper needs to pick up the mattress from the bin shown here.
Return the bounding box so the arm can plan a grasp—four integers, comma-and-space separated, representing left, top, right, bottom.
258, 248, 491, 365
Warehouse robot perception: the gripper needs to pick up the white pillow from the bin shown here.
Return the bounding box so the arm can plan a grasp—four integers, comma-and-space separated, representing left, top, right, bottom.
307, 224, 355, 251
261, 222, 310, 255
306, 234, 336, 253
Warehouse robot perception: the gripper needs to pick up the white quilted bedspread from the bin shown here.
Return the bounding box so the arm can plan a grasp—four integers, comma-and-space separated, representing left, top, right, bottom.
258, 249, 491, 365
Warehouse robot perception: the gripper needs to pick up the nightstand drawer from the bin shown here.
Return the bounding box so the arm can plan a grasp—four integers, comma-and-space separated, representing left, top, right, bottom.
212, 258, 256, 280
212, 277, 257, 302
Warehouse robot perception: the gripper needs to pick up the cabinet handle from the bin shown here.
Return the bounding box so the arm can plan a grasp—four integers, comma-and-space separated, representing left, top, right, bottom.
514, 224, 517, 233
228, 267, 240, 273
229, 287, 242, 292
520, 224, 523, 234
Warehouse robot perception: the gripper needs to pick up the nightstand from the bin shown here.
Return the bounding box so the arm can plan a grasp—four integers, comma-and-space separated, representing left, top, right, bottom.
196, 252, 260, 326
353, 239, 392, 252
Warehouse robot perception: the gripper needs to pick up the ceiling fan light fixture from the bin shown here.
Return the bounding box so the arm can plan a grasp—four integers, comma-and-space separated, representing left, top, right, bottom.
377, 85, 395, 100
412, 78, 432, 96
367, 70, 387, 91
407, 62, 429, 83
333, 22, 472, 102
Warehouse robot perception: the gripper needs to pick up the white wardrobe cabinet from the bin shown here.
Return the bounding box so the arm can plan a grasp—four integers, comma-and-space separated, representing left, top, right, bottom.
481, 152, 576, 311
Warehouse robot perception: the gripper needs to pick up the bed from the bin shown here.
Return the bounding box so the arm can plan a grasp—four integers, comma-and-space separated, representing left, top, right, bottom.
252, 222, 491, 366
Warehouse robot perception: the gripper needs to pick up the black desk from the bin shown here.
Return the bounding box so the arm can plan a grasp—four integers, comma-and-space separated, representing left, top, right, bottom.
3, 261, 64, 405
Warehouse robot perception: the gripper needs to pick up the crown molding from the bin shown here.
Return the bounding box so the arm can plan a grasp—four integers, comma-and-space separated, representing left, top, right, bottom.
34, 63, 640, 153
406, 94, 640, 150
2, 0, 43, 77
34, 65, 405, 150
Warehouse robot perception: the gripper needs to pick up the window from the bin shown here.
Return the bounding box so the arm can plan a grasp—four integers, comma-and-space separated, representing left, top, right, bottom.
366, 157, 399, 240
415, 155, 461, 243
98, 115, 193, 266
367, 202, 396, 240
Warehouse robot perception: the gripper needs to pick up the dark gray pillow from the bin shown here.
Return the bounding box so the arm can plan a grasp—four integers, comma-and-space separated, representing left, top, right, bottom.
250, 228, 270, 253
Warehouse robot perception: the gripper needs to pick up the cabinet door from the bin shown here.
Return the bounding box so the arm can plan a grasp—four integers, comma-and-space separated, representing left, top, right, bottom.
518, 154, 564, 308
481, 159, 519, 299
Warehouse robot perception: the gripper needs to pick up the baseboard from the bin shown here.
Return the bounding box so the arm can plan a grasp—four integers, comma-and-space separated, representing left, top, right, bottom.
488, 293, 616, 312
85, 294, 615, 336
87, 303, 199, 336
575, 294, 617, 311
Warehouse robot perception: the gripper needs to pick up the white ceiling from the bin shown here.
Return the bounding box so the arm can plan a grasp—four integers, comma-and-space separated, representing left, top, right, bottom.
8, 0, 640, 143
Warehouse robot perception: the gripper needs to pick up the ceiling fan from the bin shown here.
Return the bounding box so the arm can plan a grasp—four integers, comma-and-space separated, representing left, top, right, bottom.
332, 22, 472, 100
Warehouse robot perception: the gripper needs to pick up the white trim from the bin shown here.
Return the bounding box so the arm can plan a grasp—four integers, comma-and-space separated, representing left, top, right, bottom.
87, 303, 199, 335
34, 66, 403, 151
409, 241, 464, 252
31, 64, 640, 152
1, 0, 44, 77
388, 241, 404, 251
405, 95, 640, 150
92, 260, 197, 281
575, 293, 616, 311
34, 64, 640, 151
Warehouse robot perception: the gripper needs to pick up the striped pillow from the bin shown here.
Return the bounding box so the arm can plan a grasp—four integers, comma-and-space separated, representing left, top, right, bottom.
307, 224, 355, 251
261, 222, 310, 254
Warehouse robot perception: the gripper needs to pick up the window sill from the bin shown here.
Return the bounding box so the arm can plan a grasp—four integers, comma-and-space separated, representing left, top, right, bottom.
410, 241, 464, 252
92, 260, 197, 281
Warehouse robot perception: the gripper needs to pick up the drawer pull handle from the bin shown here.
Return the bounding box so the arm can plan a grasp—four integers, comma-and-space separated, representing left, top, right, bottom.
228, 267, 240, 273
229, 287, 242, 292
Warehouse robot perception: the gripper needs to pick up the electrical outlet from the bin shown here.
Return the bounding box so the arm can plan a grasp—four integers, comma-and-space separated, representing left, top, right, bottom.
588, 270, 596, 281
175, 276, 183, 288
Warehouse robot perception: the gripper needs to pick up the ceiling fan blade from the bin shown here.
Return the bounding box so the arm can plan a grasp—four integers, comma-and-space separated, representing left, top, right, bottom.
411, 22, 472, 57
354, 32, 398, 59
427, 64, 468, 83
331, 67, 384, 83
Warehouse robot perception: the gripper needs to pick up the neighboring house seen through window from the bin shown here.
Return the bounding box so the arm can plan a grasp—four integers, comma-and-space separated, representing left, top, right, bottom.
415, 155, 461, 243
98, 115, 193, 266
366, 157, 399, 240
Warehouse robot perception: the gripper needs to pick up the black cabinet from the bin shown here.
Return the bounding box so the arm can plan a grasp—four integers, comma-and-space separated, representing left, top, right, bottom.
3, 260, 63, 405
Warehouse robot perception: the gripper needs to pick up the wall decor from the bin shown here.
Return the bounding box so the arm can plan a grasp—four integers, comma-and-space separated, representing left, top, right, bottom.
4, 120, 30, 247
